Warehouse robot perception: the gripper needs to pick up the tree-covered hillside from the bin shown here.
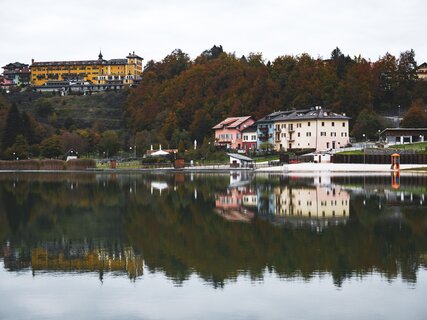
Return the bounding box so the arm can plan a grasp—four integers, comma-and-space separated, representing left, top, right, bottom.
125, 46, 427, 146
1, 45, 427, 159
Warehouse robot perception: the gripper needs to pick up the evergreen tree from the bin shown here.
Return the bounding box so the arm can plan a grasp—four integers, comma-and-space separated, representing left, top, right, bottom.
20, 111, 36, 145
2, 103, 21, 151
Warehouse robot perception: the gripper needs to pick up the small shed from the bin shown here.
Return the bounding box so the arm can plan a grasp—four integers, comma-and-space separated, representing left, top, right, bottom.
227, 153, 254, 168
381, 128, 427, 145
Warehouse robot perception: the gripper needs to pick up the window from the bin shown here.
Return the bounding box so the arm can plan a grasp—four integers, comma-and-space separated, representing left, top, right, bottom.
308, 122, 311, 127
321, 132, 326, 136
342, 122, 346, 127
332, 122, 335, 127
322, 122, 325, 126
331, 132, 336, 137
297, 132, 300, 137
306, 132, 311, 137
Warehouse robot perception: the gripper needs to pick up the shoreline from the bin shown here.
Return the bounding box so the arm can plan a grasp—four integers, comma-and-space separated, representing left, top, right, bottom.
0, 163, 426, 174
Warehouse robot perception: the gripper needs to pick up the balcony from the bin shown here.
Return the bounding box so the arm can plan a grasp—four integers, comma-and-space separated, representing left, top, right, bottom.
258, 134, 269, 141
288, 127, 295, 133
215, 138, 232, 144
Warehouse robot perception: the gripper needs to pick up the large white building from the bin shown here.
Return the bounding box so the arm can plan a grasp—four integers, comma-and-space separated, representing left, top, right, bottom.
260, 107, 350, 152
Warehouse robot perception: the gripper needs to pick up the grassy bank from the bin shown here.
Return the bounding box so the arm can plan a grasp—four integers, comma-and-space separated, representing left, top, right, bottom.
392, 141, 427, 151
0, 159, 96, 170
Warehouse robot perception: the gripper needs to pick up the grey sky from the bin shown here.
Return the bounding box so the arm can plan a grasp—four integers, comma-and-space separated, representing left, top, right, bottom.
1, 0, 426, 68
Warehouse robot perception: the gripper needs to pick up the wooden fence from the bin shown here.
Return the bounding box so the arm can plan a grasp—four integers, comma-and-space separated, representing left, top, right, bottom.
332, 153, 427, 164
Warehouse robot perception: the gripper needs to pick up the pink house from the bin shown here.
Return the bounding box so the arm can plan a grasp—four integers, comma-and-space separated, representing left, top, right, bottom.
0, 75, 14, 89
213, 116, 255, 150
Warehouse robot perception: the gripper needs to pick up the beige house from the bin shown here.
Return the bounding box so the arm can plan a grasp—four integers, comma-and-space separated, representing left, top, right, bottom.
272, 107, 350, 151
417, 62, 427, 80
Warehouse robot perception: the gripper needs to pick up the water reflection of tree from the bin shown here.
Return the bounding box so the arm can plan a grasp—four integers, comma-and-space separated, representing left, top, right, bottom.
127, 177, 427, 287
0, 173, 426, 287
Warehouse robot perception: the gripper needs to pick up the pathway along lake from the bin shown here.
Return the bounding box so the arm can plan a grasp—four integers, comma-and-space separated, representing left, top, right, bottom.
0, 172, 427, 319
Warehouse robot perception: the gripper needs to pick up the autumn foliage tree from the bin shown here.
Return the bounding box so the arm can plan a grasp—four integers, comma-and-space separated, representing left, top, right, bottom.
125, 46, 423, 145
401, 99, 427, 128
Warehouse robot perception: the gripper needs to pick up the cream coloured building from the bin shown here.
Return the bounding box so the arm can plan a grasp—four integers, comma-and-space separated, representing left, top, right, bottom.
274, 107, 350, 151
262, 107, 350, 152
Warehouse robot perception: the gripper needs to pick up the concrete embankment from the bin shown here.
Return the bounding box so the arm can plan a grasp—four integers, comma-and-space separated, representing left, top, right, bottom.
256, 163, 427, 173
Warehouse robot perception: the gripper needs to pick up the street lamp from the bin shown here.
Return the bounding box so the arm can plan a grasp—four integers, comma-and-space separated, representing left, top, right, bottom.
129, 146, 136, 158
362, 134, 366, 164
377, 130, 381, 143
397, 105, 401, 128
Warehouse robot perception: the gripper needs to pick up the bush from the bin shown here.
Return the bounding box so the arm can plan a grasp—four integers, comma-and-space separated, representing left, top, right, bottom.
0, 159, 95, 170
140, 156, 171, 164
66, 159, 96, 170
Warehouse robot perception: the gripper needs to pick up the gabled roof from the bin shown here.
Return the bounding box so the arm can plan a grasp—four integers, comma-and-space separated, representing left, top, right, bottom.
107, 59, 127, 65
256, 110, 293, 124
418, 62, 427, 69
3, 62, 29, 69
212, 116, 253, 130
227, 153, 254, 162
256, 107, 350, 124
381, 127, 427, 135
284, 108, 350, 121
126, 52, 143, 60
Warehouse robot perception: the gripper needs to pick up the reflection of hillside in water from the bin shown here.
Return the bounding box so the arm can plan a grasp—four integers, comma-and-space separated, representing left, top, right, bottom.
0, 172, 427, 287
2, 241, 143, 280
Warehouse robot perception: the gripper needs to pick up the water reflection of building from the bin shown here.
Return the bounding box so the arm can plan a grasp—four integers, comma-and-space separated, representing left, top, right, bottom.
260, 185, 350, 230
2, 242, 143, 280
151, 181, 169, 195
215, 185, 256, 222
214, 173, 256, 222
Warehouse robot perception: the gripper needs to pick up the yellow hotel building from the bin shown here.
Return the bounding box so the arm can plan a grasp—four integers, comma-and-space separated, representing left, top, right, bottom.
30, 51, 143, 86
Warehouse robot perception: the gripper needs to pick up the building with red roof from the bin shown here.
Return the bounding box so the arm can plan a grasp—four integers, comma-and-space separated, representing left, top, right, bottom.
212, 116, 255, 150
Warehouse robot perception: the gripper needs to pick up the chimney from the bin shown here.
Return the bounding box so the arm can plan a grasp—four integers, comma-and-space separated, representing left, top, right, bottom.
31, 58, 34, 64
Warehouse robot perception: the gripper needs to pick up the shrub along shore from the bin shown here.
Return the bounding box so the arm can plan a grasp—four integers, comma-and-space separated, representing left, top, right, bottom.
0, 159, 96, 170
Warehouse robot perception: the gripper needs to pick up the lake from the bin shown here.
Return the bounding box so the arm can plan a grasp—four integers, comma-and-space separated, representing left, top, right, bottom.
0, 171, 426, 319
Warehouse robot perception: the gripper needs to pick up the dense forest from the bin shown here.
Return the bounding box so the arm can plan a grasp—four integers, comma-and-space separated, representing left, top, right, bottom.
1, 46, 427, 159
126, 46, 427, 144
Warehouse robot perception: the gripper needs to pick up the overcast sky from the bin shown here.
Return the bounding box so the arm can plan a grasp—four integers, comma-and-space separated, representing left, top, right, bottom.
1, 0, 426, 68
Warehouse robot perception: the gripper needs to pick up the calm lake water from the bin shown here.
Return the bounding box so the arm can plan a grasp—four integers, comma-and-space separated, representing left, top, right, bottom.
0, 171, 427, 319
